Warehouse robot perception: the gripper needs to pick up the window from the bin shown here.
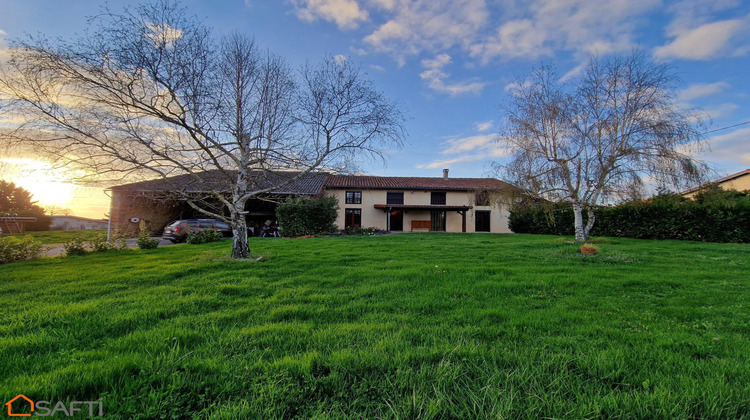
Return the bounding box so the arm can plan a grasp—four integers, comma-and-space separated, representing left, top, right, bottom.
430, 211, 446, 232
475, 210, 491, 232
199, 221, 214, 229
475, 190, 492, 206
215, 221, 230, 230
431, 191, 446, 205
345, 191, 362, 204
345, 208, 362, 229
386, 192, 404, 205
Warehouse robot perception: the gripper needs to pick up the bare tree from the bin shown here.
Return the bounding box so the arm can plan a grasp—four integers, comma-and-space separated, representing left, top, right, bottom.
0, 1, 404, 258
498, 52, 708, 241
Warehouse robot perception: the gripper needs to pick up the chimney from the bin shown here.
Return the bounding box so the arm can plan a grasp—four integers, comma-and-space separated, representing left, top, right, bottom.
443, 169, 449, 179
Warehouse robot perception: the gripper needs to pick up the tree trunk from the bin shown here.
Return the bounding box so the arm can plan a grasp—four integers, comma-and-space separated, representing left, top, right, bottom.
573, 202, 587, 242
231, 217, 249, 259
584, 207, 596, 239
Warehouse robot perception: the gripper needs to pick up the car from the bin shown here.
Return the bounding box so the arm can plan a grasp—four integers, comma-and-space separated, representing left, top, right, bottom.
162, 219, 232, 243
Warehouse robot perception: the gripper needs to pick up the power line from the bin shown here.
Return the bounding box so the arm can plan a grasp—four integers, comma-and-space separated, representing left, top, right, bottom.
702, 120, 750, 135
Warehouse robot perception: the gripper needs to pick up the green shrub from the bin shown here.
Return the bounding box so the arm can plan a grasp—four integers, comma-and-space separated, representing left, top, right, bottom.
509, 189, 750, 243
343, 226, 383, 235
186, 229, 223, 244
0, 235, 44, 264
276, 195, 339, 237
63, 236, 88, 256
90, 233, 127, 252
136, 231, 160, 249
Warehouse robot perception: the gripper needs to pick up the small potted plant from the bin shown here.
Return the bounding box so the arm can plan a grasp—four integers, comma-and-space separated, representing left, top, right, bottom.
579, 243, 600, 255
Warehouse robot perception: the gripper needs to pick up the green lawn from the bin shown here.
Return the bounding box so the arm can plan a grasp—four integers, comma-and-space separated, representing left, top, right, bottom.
1, 234, 748, 419
5, 229, 108, 244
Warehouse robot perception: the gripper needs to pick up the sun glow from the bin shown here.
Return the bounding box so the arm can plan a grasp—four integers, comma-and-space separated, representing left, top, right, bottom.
0, 158, 110, 218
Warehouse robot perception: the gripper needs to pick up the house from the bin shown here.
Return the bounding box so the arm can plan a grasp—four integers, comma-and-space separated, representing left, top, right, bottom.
108, 170, 328, 235
107, 169, 517, 235
681, 169, 750, 199
50, 215, 109, 231
324, 170, 515, 233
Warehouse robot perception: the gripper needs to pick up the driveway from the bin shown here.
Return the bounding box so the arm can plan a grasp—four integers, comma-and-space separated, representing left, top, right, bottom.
44, 237, 174, 257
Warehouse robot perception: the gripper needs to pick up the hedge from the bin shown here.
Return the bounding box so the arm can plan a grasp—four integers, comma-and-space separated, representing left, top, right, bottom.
276, 195, 339, 237
509, 189, 750, 243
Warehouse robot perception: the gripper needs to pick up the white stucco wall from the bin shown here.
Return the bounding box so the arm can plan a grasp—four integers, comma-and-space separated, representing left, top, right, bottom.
326, 189, 513, 233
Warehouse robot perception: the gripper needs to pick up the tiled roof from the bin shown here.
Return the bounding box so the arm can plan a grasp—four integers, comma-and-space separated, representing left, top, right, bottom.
324, 175, 515, 191
109, 171, 517, 195
110, 170, 328, 195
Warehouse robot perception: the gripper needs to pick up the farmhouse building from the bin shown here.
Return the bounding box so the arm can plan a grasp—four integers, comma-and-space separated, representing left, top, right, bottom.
108, 170, 516, 235
681, 169, 750, 199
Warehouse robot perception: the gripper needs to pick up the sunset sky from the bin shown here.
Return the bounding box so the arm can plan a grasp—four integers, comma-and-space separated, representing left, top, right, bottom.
1, 0, 749, 218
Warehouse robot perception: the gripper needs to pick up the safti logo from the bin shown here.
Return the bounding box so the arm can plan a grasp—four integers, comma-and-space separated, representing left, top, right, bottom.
5, 395, 33, 417
5, 395, 103, 417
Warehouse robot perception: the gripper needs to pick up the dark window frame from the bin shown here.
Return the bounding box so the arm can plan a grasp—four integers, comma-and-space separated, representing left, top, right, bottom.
431, 191, 447, 205
345, 208, 362, 229
386, 191, 404, 205
345, 191, 362, 204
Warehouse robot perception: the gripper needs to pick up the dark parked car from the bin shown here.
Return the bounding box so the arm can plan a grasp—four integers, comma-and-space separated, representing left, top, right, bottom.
162, 219, 232, 243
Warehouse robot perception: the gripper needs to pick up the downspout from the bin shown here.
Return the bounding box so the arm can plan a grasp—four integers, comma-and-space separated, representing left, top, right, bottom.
386, 206, 392, 232
105, 190, 113, 241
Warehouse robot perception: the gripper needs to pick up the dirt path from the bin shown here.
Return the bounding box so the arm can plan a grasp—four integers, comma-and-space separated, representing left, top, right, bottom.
44, 237, 174, 257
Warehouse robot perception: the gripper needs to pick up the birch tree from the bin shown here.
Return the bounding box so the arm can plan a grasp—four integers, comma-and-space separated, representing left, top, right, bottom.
0, 1, 404, 258
499, 52, 708, 241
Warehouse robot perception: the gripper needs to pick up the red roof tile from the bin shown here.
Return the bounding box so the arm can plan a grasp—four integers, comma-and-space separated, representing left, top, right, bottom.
324, 175, 515, 191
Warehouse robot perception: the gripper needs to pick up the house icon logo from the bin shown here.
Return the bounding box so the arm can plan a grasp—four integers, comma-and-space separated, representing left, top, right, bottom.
5, 394, 34, 417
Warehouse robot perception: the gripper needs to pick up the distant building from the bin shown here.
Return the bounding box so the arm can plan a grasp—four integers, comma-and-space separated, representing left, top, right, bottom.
50, 215, 109, 231
0, 216, 38, 234
681, 169, 750, 199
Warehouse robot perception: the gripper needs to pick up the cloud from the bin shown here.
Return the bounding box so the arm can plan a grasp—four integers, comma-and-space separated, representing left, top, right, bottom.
654, 19, 745, 60
364, 0, 489, 63
703, 103, 739, 120
475, 120, 493, 132
678, 82, 730, 102
292, 0, 368, 29
703, 127, 750, 165
419, 54, 486, 96
333, 54, 347, 65
442, 134, 494, 154
416, 127, 509, 170
146, 23, 183, 48
470, 0, 659, 63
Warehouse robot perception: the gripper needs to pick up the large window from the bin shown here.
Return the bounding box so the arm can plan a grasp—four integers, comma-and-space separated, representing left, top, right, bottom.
431, 191, 446, 205
345, 191, 362, 204
345, 208, 362, 229
475, 210, 491, 232
386, 192, 404, 205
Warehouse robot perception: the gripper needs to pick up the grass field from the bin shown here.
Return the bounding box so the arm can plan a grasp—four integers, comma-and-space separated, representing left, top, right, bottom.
1, 234, 748, 419
5, 229, 108, 244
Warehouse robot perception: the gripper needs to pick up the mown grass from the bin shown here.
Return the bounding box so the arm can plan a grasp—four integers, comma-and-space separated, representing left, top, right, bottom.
5, 229, 107, 244
0, 234, 748, 419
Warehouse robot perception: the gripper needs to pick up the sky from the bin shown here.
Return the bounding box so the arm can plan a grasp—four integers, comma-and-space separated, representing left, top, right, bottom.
0, 0, 749, 218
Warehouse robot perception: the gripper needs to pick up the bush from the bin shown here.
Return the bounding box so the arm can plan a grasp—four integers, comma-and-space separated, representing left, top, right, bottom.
136, 231, 160, 249
90, 233, 127, 253
276, 195, 339, 237
63, 236, 88, 256
509, 189, 750, 243
0, 235, 44, 264
186, 229, 223, 244
343, 227, 383, 236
